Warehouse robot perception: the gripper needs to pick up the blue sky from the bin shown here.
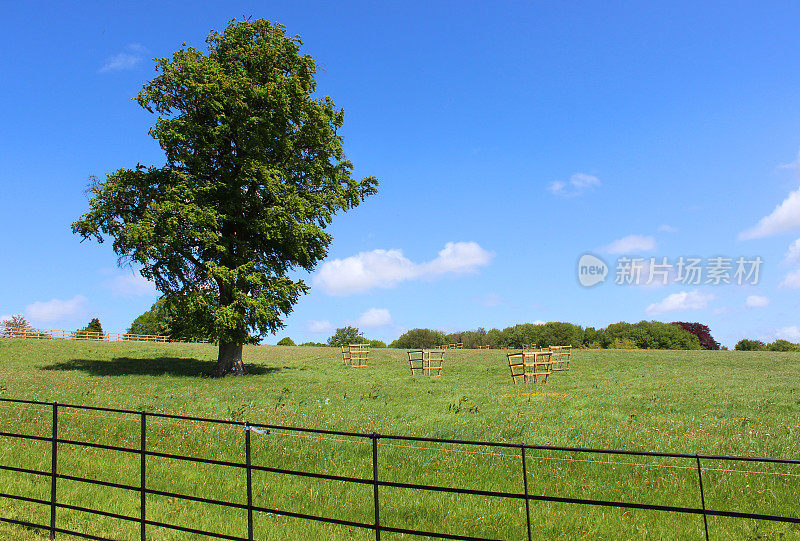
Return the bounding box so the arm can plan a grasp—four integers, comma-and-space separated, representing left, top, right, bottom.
2, 1, 800, 347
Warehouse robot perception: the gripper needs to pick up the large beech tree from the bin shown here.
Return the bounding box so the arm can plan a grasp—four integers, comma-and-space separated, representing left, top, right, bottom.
73, 19, 378, 376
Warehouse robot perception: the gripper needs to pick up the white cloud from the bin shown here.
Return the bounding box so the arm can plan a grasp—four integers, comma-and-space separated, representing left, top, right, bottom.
104, 272, 156, 298
547, 173, 601, 198
779, 269, 800, 289
0, 314, 13, 324
778, 147, 800, 173
314, 241, 494, 296
531, 320, 546, 325
739, 187, 800, 240
745, 295, 770, 308
305, 320, 334, 334
776, 326, 800, 341
604, 235, 656, 255
100, 43, 147, 73
784, 238, 800, 265
25, 295, 88, 323
645, 290, 713, 315
739, 148, 800, 240
421, 242, 493, 275
658, 224, 678, 233
356, 308, 392, 328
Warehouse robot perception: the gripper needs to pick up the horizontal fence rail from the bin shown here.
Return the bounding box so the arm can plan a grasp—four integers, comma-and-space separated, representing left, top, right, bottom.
0, 397, 798, 540
0, 327, 208, 344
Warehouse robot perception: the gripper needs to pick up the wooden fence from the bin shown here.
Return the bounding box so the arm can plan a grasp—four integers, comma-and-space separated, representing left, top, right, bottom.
0, 327, 209, 344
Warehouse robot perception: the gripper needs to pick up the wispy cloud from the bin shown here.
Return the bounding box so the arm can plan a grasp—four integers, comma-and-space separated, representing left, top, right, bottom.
745, 295, 769, 308
356, 308, 392, 328
547, 173, 601, 198
776, 325, 800, 341
740, 147, 800, 240
103, 272, 156, 298
314, 241, 494, 296
778, 147, 800, 173
305, 319, 334, 334
604, 235, 656, 255
779, 268, 800, 289
25, 295, 88, 323
739, 187, 800, 240
475, 293, 504, 307
100, 43, 147, 73
658, 224, 678, 233
645, 290, 713, 315
784, 238, 800, 265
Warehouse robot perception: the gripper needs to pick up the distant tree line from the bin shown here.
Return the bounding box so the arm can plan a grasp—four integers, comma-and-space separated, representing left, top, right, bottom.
734, 338, 800, 351
274, 321, 724, 350
389, 321, 716, 350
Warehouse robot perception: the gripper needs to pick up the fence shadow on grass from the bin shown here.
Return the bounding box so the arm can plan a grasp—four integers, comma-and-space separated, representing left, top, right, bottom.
40, 357, 290, 377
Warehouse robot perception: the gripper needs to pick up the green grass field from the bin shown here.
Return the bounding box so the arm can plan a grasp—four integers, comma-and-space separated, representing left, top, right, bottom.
0, 339, 798, 540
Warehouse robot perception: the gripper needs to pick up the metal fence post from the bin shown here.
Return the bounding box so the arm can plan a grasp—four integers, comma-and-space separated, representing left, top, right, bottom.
521, 444, 531, 541
245, 424, 254, 541
140, 412, 146, 541
695, 455, 709, 541
50, 402, 58, 539
371, 433, 381, 541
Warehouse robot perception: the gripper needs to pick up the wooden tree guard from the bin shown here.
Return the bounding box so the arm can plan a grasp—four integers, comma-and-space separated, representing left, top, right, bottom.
407, 349, 445, 376
447, 343, 463, 350
549, 345, 571, 371
476, 345, 490, 349
341, 343, 370, 367
522, 343, 538, 351
507, 351, 553, 384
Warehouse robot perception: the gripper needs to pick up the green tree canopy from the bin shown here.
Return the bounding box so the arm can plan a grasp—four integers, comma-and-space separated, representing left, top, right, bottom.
276, 337, 295, 346
1, 314, 31, 331
327, 326, 365, 347
128, 299, 172, 336
79, 318, 103, 335
72, 19, 377, 376
390, 328, 448, 349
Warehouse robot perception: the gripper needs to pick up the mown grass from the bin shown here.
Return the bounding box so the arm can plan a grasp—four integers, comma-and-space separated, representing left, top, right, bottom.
0, 339, 798, 540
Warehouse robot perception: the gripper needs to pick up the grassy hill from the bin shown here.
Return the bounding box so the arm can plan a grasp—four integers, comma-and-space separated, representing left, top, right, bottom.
0, 339, 798, 539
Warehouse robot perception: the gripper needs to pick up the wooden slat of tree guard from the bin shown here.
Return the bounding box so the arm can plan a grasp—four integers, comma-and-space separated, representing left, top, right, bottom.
507, 351, 553, 384
549, 345, 572, 371
423, 349, 444, 376
341, 343, 370, 367
407, 349, 424, 374
476, 345, 490, 349
522, 343, 538, 351
407, 349, 444, 376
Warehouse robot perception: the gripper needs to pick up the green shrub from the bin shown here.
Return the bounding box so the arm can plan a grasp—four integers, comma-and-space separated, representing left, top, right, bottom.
391, 329, 449, 349
734, 339, 767, 351
768, 339, 800, 351
277, 337, 295, 346
602, 321, 700, 350
609, 337, 638, 349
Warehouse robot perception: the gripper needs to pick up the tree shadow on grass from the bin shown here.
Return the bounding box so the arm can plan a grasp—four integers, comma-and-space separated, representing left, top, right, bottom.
41, 357, 297, 378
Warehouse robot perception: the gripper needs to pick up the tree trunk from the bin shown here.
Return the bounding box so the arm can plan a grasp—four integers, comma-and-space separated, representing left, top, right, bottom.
212, 342, 247, 377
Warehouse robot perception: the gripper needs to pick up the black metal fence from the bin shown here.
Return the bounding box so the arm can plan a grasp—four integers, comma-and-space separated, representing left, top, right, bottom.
0, 396, 798, 540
